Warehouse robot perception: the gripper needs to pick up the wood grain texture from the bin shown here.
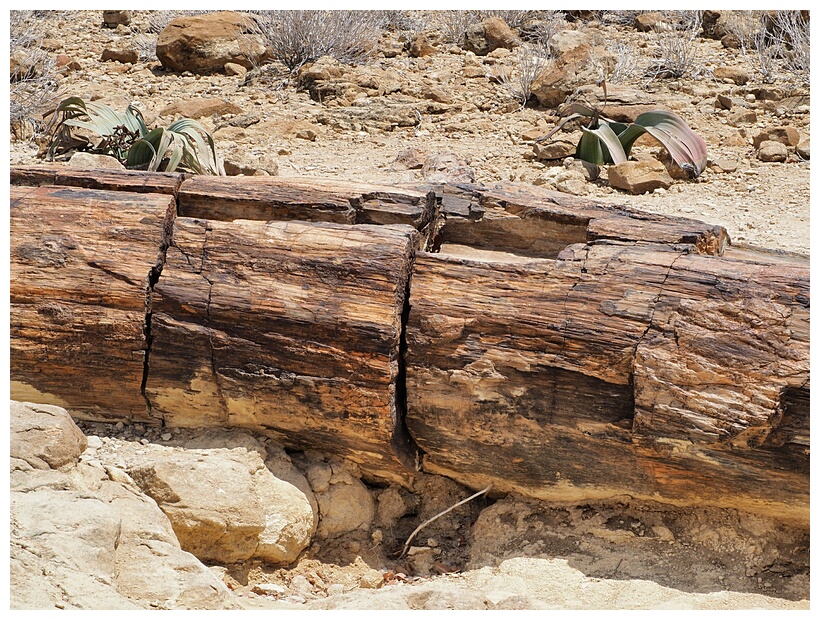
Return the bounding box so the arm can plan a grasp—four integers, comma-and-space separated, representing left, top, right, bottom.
7, 168, 808, 518
10, 164, 183, 195
431, 182, 729, 258
145, 217, 421, 483
405, 241, 809, 522
9, 184, 175, 419
178, 175, 436, 231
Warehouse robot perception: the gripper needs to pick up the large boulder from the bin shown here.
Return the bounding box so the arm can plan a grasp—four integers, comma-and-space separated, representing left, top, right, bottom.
156, 11, 267, 73
10, 401, 87, 470
9, 401, 239, 610
462, 17, 519, 56
302, 457, 376, 539
127, 440, 316, 565
530, 43, 616, 108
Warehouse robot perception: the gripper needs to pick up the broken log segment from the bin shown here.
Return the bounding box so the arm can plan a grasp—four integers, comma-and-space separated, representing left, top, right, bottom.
145, 217, 421, 483
178, 175, 437, 227
9, 184, 175, 418
429, 182, 730, 258
10, 164, 183, 195
7, 166, 808, 519
405, 241, 809, 523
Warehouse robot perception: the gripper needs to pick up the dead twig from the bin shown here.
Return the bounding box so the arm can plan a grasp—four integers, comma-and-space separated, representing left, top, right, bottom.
399, 484, 492, 559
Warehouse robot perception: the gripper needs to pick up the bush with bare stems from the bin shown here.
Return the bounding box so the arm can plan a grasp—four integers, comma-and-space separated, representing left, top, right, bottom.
645, 10, 704, 82
725, 10, 809, 86
496, 42, 552, 110
9, 11, 60, 137
248, 10, 388, 72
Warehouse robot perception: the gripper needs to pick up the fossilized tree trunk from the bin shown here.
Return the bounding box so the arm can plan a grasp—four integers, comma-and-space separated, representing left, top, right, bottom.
405, 242, 809, 522
8, 165, 809, 521
146, 216, 420, 482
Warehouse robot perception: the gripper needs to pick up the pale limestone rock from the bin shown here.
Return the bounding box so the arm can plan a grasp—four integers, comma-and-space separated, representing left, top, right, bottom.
9, 402, 239, 610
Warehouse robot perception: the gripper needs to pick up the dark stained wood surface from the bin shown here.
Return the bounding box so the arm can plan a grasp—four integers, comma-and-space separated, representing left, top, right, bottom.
9, 184, 175, 419
10, 164, 183, 194
145, 216, 421, 483
405, 240, 809, 522
7, 167, 809, 521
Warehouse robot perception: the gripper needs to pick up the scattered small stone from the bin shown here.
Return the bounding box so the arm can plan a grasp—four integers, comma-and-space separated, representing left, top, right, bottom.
161, 433, 173, 441
102, 10, 131, 28
608, 160, 674, 194
713, 66, 750, 85
326, 583, 345, 596
295, 129, 317, 141
67, 152, 124, 170
757, 140, 788, 163
391, 147, 427, 170
753, 126, 801, 148
224, 62, 247, 77
409, 33, 437, 58
533, 140, 576, 161
101, 48, 139, 64
289, 575, 314, 596
252, 583, 286, 596
711, 158, 738, 173
359, 569, 385, 589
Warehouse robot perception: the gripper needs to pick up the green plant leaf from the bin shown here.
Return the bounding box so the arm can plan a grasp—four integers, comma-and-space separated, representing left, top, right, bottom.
125, 105, 149, 137
581, 122, 627, 164
631, 110, 708, 176
576, 128, 605, 165
126, 138, 156, 168
63, 100, 130, 137
168, 118, 220, 174
48, 95, 223, 175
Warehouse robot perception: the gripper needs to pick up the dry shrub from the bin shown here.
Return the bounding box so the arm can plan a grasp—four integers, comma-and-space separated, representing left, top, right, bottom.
725, 10, 809, 86
645, 10, 704, 81
497, 42, 551, 109
518, 11, 567, 54
431, 10, 478, 45
9, 11, 60, 136
605, 41, 642, 84
476, 10, 541, 30
600, 10, 647, 26
249, 10, 389, 72
773, 11, 810, 86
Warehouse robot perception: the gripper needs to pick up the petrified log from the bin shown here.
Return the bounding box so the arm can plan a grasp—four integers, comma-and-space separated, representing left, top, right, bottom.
9, 184, 174, 416
405, 241, 809, 523
10, 164, 183, 195
7, 166, 809, 521
145, 217, 420, 483
431, 182, 730, 257
177, 175, 438, 233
